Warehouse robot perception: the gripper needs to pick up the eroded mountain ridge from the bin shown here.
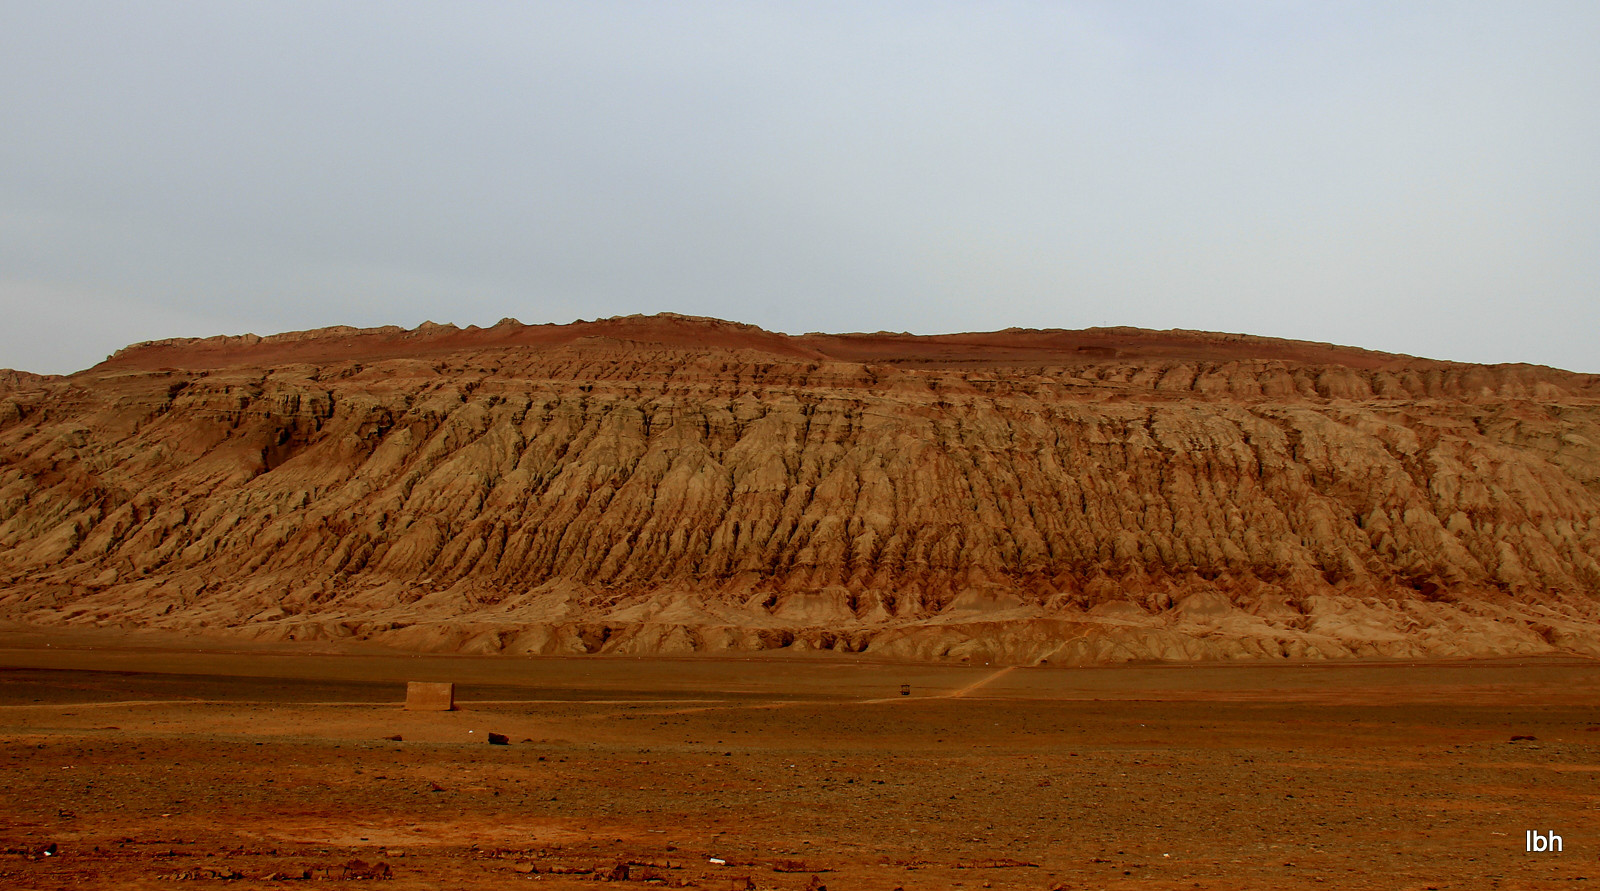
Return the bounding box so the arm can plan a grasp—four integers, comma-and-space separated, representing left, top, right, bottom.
2, 313, 1598, 662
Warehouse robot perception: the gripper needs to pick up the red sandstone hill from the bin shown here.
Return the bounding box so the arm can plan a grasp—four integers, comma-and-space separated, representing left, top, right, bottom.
2, 314, 1598, 662
92, 313, 1456, 373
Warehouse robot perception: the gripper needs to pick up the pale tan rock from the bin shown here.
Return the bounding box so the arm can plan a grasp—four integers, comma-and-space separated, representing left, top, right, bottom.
404, 682, 454, 711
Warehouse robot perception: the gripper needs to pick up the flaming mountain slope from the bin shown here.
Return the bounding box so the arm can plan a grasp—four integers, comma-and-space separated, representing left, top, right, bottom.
2, 314, 1599, 663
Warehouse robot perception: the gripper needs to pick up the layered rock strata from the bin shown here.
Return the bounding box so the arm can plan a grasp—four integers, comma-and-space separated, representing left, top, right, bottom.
1, 314, 1598, 663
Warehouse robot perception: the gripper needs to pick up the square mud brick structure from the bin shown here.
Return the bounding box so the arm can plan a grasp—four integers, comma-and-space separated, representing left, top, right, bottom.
405, 682, 455, 711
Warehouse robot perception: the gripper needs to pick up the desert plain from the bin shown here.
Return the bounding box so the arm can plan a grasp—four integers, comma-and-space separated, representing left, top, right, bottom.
2, 625, 1597, 891
4, 317, 1600, 888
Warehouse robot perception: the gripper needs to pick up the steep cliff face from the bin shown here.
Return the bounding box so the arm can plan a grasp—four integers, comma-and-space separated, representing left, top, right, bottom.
2, 314, 1598, 662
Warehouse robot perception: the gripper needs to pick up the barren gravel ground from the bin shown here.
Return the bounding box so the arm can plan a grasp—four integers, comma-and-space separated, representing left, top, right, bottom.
1, 630, 1597, 890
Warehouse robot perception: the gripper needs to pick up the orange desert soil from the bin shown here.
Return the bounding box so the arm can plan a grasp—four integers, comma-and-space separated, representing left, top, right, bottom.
1, 628, 1597, 890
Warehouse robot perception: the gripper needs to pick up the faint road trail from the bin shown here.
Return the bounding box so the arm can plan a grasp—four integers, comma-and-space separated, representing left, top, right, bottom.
858, 665, 1017, 704
634, 665, 1026, 714
944, 665, 1016, 699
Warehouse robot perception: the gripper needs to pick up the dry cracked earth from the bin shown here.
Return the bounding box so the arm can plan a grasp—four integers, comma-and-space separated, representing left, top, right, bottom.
2, 629, 1597, 890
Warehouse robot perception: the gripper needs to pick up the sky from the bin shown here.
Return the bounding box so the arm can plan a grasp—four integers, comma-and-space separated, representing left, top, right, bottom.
2, 2, 1597, 375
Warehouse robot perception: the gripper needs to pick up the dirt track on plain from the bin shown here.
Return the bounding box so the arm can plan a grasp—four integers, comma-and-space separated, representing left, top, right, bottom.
1, 630, 1597, 890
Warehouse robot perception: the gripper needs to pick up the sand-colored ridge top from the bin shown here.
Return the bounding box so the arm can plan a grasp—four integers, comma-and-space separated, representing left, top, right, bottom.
0, 369, 61, 392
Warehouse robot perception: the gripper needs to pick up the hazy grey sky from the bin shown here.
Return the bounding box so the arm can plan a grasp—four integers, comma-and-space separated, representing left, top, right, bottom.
2, 2, 1596, 374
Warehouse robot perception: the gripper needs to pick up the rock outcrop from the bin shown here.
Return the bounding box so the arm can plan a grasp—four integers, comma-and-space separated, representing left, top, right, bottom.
0, 369, 58, 393
2, 313, 1598, 663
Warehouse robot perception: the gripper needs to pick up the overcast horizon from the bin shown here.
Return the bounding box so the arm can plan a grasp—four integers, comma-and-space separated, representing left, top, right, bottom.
3, 2, 1597, 376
